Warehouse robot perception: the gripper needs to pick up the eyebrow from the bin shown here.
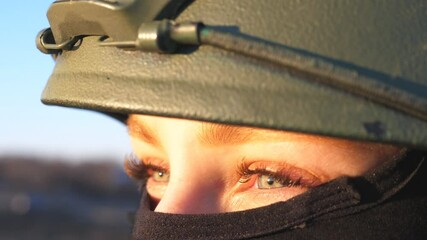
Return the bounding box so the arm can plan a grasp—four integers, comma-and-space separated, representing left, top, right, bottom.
198, 123, 269, 146
128, 116, 383, 152
130, 116, 303, 147
127, 116, 161, 147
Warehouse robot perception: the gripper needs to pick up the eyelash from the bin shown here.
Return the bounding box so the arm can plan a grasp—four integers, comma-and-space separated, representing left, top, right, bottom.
237, 159, 323, 189
237, 161, 303, 188
124, 155, 168, 180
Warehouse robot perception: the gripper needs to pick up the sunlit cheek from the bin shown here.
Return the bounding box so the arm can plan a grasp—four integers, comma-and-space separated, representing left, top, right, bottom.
146, 180, 168, 208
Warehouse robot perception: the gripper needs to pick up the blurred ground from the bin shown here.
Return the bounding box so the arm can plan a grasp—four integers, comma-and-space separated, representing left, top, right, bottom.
0, 156, 140, 240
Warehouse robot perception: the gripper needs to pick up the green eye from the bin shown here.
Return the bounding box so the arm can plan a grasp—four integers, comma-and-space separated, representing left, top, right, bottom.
152, 170, 170, 182
257, 175, 286, 189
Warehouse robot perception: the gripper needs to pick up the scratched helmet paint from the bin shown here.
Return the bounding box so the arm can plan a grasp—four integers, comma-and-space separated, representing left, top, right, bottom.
38, 0, 427, 149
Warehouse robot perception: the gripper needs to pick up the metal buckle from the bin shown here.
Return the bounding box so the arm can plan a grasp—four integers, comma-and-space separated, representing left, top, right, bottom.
36, 28, 82, 54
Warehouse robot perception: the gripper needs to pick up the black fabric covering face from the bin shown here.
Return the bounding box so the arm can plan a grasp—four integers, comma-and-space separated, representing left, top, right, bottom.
132, 151, 427, 239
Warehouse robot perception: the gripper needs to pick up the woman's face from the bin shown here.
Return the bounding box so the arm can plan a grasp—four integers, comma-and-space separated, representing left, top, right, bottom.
127, 115, 401, 214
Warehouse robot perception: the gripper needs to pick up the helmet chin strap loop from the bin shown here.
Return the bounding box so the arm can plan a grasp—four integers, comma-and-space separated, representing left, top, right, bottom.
36, 28, 82, 55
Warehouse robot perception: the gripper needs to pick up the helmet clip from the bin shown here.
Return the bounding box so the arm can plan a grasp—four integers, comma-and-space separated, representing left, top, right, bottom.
99, 20, 201, 53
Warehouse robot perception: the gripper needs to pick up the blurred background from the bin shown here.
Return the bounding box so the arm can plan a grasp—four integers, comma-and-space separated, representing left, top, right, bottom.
0, 1, 139, 239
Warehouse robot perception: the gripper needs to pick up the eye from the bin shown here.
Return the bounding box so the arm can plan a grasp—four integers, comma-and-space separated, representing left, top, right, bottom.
257, 175, 282, 189
124, 155, 170, 183
257, 174, 298, 189
238, 160, 321, 190
151, 169, 170, 182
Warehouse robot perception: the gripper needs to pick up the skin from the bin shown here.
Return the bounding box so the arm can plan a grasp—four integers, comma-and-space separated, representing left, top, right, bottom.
127, 114, 402, 214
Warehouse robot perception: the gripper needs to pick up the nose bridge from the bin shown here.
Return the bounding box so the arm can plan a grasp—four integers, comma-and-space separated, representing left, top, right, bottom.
153, 120, 225, 214
154, 174, 220, 214
154, 153, 225, 214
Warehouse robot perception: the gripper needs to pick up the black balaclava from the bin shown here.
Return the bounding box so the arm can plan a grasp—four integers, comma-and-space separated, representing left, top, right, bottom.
132, 150, 427, 239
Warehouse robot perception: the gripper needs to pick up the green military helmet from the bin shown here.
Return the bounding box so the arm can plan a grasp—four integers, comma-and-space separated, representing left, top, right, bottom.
37, 0, 427, 149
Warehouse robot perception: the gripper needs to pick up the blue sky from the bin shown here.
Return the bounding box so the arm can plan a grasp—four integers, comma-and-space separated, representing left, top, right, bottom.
0, 1, 131, 162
